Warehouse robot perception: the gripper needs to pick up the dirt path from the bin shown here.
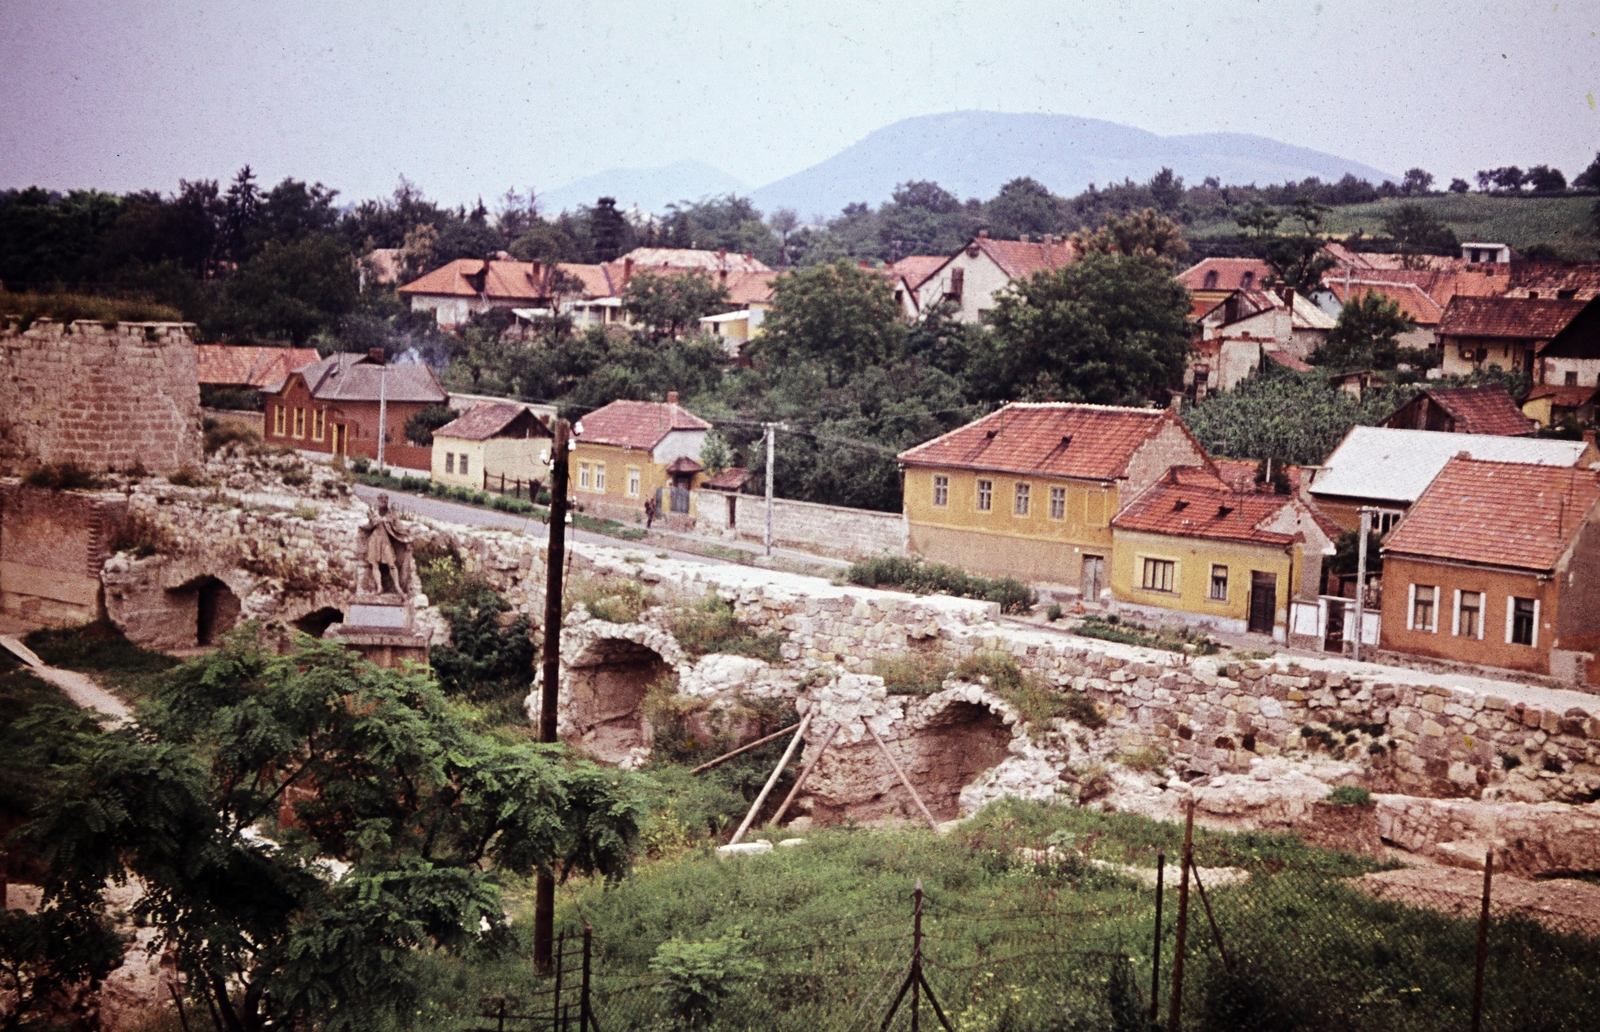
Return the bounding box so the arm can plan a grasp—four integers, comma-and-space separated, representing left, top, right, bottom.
1356, 866, 1600, 939
0, 633, 130, 722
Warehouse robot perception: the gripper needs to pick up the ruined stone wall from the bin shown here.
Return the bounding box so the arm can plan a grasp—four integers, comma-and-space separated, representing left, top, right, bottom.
0, 319, 202, 475
0, 481, 129, 623
692, 491, 906, 559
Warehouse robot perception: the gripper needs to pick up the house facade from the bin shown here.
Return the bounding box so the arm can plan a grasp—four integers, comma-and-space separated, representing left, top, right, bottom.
260, 352, 448, 471
1530, 295, 1600, 391
1109, 466, 1339, 637
913, 234, 1077, 324
570, 394, 711, 529
1435, 297, 1585, 378
897, 403, 1209, 593
431, 403, 552, 491
1380, 457, 1600, 684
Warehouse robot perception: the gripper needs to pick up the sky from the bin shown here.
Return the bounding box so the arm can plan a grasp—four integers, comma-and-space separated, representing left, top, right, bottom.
3, 0, 1600, 210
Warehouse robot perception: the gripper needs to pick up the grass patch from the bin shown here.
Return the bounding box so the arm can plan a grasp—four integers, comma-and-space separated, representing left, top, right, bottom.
21, 461, 105, 491
202, 417, 261, 455
567, 574, 656, 624
846, 554, 1035, 614
666, 595, 786, 663
1072, 613, 1219, 654
951, 650, 1103, 730
871, 650, 953, 695
1116, 746, 1168, 773
0, 289, 182, 328
1325, 785, 1374, 807
22, 622, 179, 702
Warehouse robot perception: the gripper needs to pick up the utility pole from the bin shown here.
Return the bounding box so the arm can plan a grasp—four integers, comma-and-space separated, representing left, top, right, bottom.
763, 422, 778, 557
1352, 507, 1372, 662
534, 418, 571, 973
375, 363, 388, 475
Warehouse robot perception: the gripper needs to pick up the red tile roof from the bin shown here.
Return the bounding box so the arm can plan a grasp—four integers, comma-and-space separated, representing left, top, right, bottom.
1113, 469, 1315, 547
398, 259, 561, 302
1321, 266, 1509, 309
1524, 383, 1599, 407
1177, 258, 1272, 292
897, 403, 1200, 481
576, 399, 712, 451
1399, 385, 1536, 437
1384, 457, 1600, 571
1264, 350, 1315, 373
664, 456, 703, 474
1323, 241, 1467, 273
1436, 297, 1586, 340
196, 345, 320, 387
1504, 261, 1600, 301
434, 403, 551, 442
974, 237, 1078, 280
264, 353, 448, 404
1324, 281, 1445, 325
702, 467, 753, 490
615, 247, 772, 273
891, 256, 949, 290
717, 270, 780, 305
555, 263, 616, 298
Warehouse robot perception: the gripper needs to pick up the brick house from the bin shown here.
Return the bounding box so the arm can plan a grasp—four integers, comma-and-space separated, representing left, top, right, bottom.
897, 403, 1209, 593
570, 394, 711, 529
912, 233, 1077, 324
260, 351, 448, 471
1109, 465, 1340, 637
1380, 457, 1600, 684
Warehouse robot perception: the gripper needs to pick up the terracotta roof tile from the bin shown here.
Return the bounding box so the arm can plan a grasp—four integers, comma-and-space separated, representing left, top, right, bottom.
1504, 261, 1600, 301
664, 456, 703, 474
1113, 473, 1301, 546
555, 263, 615, 298
397, 259, 556, 302
615, 247, 772, 273
1403, 385, 1536, 436
434, 402, 551, 442
1437, 296, 1586, 340
975, 237, 1078, 280
1325, 281, 1445, 325
1177, 257, 1272, 291
702, 467, 752, 490
897, 402, 1196, 481
1524, 383, 1599, 407
264, 353, 448, 404
890, 256, 949, 290
1383, 457, 1600, 571
1323, 241, 1467, 272
576, 399, 712, 451
195, 345, 320, 387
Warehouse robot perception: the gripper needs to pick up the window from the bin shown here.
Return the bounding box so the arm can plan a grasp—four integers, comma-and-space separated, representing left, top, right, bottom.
274, 406, 285, 436
1202, 270, 1219, 289
1566, 370, 1579, 387
1240, 270, 1254, 289
1049, 486, 1065, 520
1209, 565, 1229, 601
1509, 596, 1537, 646
312, 409, 324, 442
594, 464, 606, 491
293, 407, 305, 439
459, 454, 468, 477
445, 453, 455, 474
627, 468, 641, 498
976, 479, 993, 511
1410, 585, 1437, 632
579, 463, 592, 489
1455, 590, 1482, 639
1141, 558, 1176, 593
933, 475, 949, 507
1014, 483, 1030, 516
947, 267, 965, 301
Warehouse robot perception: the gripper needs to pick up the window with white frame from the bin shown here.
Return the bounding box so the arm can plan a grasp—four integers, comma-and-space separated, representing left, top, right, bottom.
1141, 558, 1176, 593
933, 475, 948, 507
460, 454, 469, 477
1014, 483, 1030, 516
1508, 596, 1537, 646
579, 463, 592, 489
976, 479, 992, 511
445, 453, 455, 474
594, 464, 605, 491
1049, 486, 1065, 520
1454, 590, 1483, 639
1409, 584, 1437, 632
1209, 565, 1228, 601
627, 468, 641, 498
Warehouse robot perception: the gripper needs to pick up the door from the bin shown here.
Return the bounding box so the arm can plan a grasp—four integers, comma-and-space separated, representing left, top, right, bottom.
332, 424, 347, 456
1080, 554, 1104, 601
1323, 599, 1345, 653
726, 494, 737, 528
1248, 571, 1278, 635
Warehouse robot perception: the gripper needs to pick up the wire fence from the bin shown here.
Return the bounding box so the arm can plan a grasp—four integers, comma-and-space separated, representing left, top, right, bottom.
465, 842, 1600, 1032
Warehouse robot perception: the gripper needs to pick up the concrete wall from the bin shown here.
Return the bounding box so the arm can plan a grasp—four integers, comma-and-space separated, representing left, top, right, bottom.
0, 482, 129, 624
693, 491, 906, 559
0, 319, 202, 475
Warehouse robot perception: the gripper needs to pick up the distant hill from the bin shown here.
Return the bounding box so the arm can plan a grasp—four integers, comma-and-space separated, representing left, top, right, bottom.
747, 112, 1398, 220
538, 160, 749, 216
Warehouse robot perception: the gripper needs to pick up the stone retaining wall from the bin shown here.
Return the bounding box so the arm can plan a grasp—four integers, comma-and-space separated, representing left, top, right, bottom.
693, 490, 906, 559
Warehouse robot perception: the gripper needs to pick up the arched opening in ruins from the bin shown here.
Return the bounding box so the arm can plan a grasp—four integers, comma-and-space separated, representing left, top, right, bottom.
905, 701, 1013, 820
196, 578, 240, 646
562, 637, 671, 765
292, 607, 344, 639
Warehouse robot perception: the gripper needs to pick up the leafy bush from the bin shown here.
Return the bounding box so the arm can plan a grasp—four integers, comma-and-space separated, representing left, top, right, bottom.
429, 582, 535, 701
202, 417, 261, 455
668, 595, 787, 662
1117, 746, 1168, 773
1325, 785, 1373, 807
872, 651, 953, 695
1046, 602, 1063, 622
650, 936, 764, 1028
166, 464, 213, 487
952, 650, 1090, 730
847, 555, 1035, 614
22, 461, 104, 491
1072, 614, 1219, 655
567, 575, 655, 624
350, 456, 371, 474
405, 404, 457, 447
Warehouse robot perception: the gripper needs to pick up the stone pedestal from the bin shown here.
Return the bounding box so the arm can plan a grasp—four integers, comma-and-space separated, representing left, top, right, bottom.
328, 593, 430, 668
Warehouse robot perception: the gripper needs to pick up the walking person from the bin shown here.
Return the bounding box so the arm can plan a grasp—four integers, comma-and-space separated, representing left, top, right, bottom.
644, 496, 655, 530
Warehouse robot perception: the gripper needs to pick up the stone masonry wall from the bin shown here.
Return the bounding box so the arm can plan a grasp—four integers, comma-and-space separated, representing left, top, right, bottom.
0, 481, 129, 623
692, 490, 906, 559
0, 319, 203, 475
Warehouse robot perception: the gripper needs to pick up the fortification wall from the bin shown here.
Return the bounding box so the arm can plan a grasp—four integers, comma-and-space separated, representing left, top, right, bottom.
0, 319, 202, 475
692, 491, 906, 559
0, 481, 129, 624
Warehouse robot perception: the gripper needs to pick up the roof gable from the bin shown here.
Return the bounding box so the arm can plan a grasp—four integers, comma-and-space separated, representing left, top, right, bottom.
1112, 467, 1321, 548
576, 399, 712, 451
1537, 295, 1600, 359
973, 236, 1077, 280
897, 402, 1189, 481
397, 259, 554, 302
196, 345, 321, 387
435, 403, 551, 442
1177, 257, 1272, 292
1309, 426, 1592, 504
1437, 296, 1586, 340
1384, 385, 1536, 437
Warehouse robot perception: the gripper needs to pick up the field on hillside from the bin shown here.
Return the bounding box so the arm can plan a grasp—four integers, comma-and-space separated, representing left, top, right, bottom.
1188, 194, 1600, 258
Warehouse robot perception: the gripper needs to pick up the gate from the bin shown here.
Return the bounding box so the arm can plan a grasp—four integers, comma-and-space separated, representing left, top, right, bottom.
1248, 571, 1277, 635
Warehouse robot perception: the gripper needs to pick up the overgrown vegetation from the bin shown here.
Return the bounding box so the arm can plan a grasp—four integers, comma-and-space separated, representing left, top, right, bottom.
0, 289, 182, 328
567, 575, 656, 624
666, 595, 786, 663
1325, 785, 1374, 807
20, 461, 104, 491
1071, 613, 1220, 655
952, 650, 1103, 730
846, 554, 1035, 613
22, 622, 178, 701
202, 416, 262, 454
872, 650, 953, 695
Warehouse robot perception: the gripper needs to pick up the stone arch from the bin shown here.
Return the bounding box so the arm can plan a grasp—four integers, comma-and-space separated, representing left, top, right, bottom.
157, 574, 242, 649
901, 697, 1015, 820
528, 620, 684, 767
292, 607, 344, 639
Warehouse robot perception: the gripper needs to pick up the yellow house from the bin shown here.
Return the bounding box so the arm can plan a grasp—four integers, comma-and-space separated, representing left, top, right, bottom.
571, 394, 712, 529
897, 403, 1210, 595
1109, 466, 1340, 638
431, 403, 552, 491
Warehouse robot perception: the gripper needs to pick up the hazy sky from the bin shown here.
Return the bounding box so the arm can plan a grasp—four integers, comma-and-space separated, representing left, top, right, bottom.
3, 0, 1599, 209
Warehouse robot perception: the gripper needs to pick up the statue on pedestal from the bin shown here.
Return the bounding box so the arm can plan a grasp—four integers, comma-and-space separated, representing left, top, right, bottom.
359, 493, 412, 596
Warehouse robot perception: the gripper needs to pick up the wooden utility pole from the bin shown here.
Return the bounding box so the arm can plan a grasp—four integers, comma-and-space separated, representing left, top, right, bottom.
534, 418, 571, 973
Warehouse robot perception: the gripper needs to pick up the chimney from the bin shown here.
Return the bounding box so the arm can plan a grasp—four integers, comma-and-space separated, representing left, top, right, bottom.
977, 230, 989, 238
1043, 234, 1056, 245
718, 248, 727, 263
624, 257, 634, 284
666, 391, 679, 405
1584, 429, 1596, 448
1018, 233, 1029, 243
368, 348, 385, 364
745, 252, 754, 262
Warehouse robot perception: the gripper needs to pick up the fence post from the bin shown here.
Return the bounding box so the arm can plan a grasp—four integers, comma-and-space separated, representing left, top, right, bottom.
497, 999, 506, 1032
912, 880, 922, 1032
552, 930, 565, 1032
1471, 850, 1494, 1032
1150, 852, 1165, 1024
581, 923, 595, 1032
1167, 801, 1195, 1032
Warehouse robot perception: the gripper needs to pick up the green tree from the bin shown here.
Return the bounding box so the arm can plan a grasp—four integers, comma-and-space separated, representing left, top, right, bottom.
1573, 152, 1600, 191
621, 270, 730, 339
982, 177, 1064, 238
588, 196, 629, 263
1381, 202, 1459, 269
23, 633, 644, 1032
429, 584, 535, 700
214, 232, 359, 344
979, 252, 1191, 404
649, 936, 763, 1028
1241, 198, 1337, 294
749, 260, 906, 387
403, 404, 457, 446
1316, 292, 1417, 370
1069, 208, 1188, 264
1400, 168, 1434, 195
0, 905, 125, 1032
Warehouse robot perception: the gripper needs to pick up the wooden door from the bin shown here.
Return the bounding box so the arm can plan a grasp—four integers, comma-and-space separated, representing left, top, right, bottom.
332, 424, 347, 456
1081, 554, 1104, 600
1323, 599, 1345, 653
1248, 571, 1277, 635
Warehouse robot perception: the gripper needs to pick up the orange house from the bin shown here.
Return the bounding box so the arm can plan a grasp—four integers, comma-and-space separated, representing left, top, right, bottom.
260, 350, 448, 471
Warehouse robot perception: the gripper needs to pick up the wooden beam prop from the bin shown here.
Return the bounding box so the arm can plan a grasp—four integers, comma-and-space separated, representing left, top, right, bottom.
728, 710, 814, 845
864, 719, 941, 831
689, 723, 800, 774
769, 721, 841, 828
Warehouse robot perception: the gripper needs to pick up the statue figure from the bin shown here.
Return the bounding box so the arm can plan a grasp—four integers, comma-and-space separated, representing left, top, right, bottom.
359, 493, 411, 595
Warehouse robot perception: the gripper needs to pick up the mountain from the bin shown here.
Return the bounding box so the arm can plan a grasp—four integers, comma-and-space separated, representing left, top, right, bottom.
538, 160, 749, 216
747, 112, 1397, 220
